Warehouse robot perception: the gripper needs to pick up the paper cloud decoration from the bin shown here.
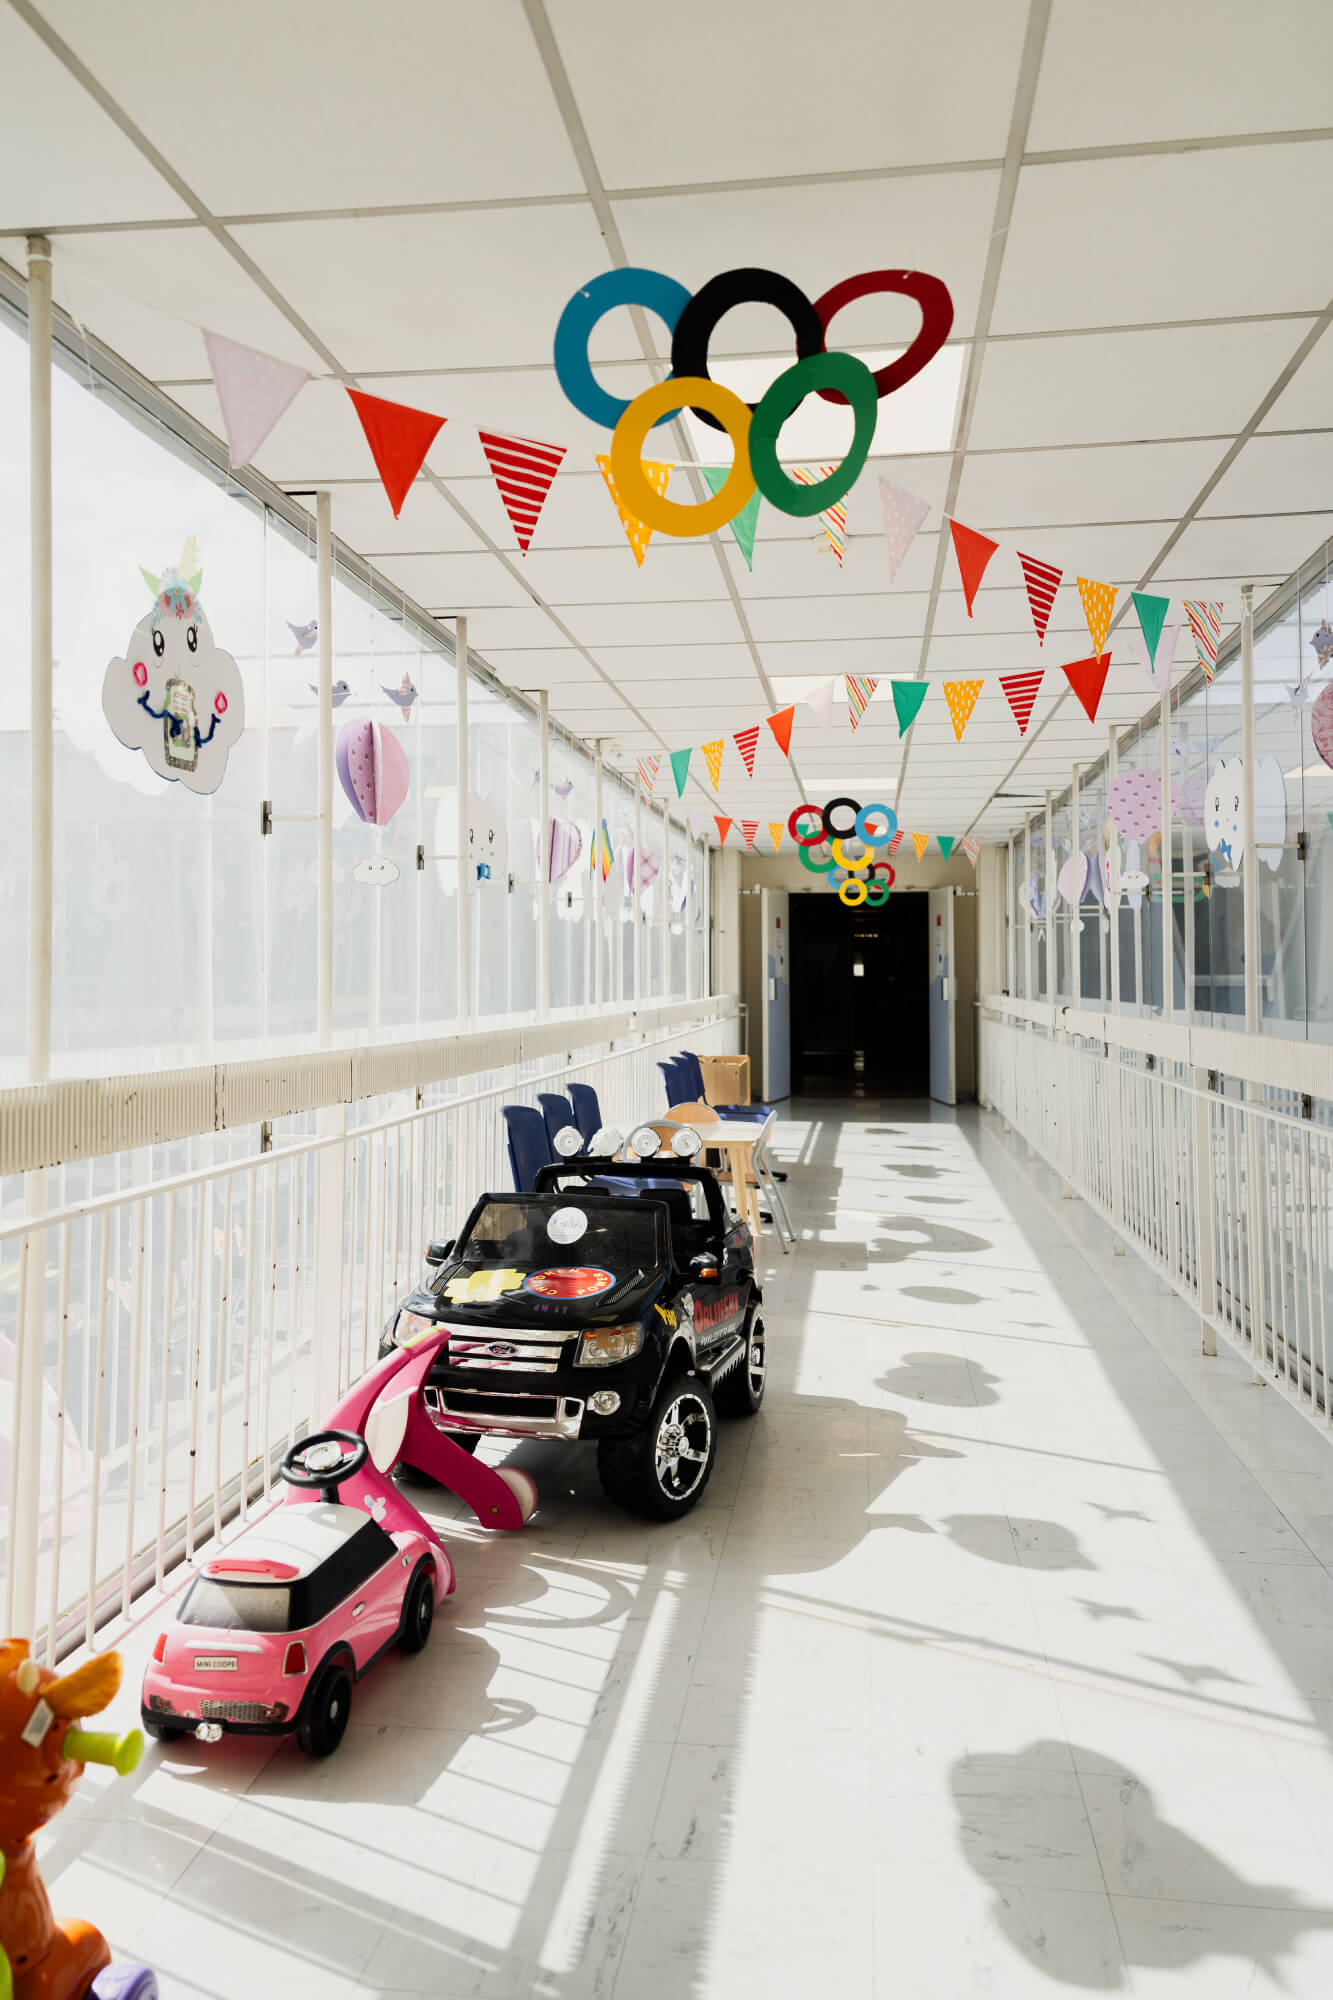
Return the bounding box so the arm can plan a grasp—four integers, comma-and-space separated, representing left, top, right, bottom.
102, 540, 245, 794
1205, 757, 1244, 873
469, 791, 508, 886
353, 855, 400, 885
1108, 769, 1169, 842
336, 717, 409, 826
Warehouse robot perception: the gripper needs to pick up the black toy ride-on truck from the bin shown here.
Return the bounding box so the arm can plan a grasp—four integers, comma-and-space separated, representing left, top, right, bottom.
378, 1157, 764, 1518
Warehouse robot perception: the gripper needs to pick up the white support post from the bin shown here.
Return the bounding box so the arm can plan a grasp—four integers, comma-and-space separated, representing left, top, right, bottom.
537, 690, 550, 1021
684, 832, 696, 1000
455, 616, 470, 1029
1006, 836, 1016, 992
1107, 726, 1121, 1016
593, 738, 604, 1010
1070, 765, 1081, 1008
1182, 819, 1195, 1023
1192, 1064, 1218, 1354
1240, 582, 1259, 1032
1044, 789, 1055, 1002
659, 797, 670, 998
1106, 726, 1125, 1253
633, 785, 643, 1005
316, 492, 334, 1048
15, 235, 54, 1640
1160, 678, 1173, 1021
704, 834, 713, 996
1022, 814, 1033, 999
310, 490, 344, 1417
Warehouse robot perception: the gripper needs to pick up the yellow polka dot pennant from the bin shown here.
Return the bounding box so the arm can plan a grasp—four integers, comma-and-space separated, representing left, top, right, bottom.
701, 738, 725, 789
596, 452, 671, 567
1077, 576, 1117, 657
768, 821, 784, 851
942, 678, 983, 742
911, 831, 930, 861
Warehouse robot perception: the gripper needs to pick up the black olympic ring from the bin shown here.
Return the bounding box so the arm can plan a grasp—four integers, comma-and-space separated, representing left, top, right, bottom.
671, 268, 826, 431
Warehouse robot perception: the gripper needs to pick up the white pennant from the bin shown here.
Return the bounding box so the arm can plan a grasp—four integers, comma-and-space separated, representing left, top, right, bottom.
877, 475, 930, 582
1130, 620, 1182, 694
804, 678, 837, 732
203, 329, 310, 468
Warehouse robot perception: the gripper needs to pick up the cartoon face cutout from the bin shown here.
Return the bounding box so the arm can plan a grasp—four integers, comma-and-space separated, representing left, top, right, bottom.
1205, 757, 1244, 872
102, 551, 244, 793
468, 791, 508, 886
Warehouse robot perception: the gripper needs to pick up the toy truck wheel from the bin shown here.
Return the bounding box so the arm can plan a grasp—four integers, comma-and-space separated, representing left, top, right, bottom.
714, 1313, 767, 1417
399, 1567, 435, 1654
298, 1661, 352, 1758
597, 1375, 717, 1520
140, 1709, 187, 1744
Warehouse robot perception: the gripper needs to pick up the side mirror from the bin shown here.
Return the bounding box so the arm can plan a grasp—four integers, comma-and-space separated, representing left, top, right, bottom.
425, 1238, 454, 1266
689, 1253, 720, 1284
554, 1125, 584, 1158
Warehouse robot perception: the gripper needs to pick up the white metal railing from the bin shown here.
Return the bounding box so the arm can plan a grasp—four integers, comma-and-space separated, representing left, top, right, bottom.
0, 999, 738, 1656
981, 996, 1333, 1432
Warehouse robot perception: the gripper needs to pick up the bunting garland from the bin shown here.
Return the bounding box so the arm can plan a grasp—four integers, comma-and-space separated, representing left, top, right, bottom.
792, 466, 846, 564
846, 676, 878, 731
741, 819, 759, 850
714, 815, 732, 845
1183, 599, 1223, 679
889, 830, 905, 856
878, 476, 931, 582
1017, 552, 1061, 643
734, 724, 761, 776
949, 519, 999, 616
999, 670, 1043, 736
596, 452, 670, 565
768, 821, 784, 851
1131, 591, 1170, 667
669, 747, 692, 796
937, 836, 956, 862
911, 831, 930, 861
942, 678, 983, 742
1077, 577, 1117, 657
767, 706, 795, 757
479, 430, 566, 553
890, 680, 929, 736
203, 330, 309, 469
637, 753, 661, 795
1062, 653, 1111, 723
960, 836, 981, 868
346, 389, 446, 518
701, 738, 725, 789
1131, 620, 1182, 695
701, 466, 760, 567
806, 678, 836, 732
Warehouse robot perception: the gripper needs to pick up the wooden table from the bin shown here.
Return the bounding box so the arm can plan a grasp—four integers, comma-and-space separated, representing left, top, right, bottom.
681, 1109, 773, 1245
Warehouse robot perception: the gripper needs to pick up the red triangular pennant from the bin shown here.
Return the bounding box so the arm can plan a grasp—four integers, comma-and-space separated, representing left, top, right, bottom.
478, 429, 566, 553
1062, 653, 1111, 723
1017, 552, 1061, 644
741, 819, 759, 850
714, 816, 732, 846
347, 389, 446, 518
948, 519, 999, 617
734, 725, 761, 776
766, 705, 795, 757
999, 670, 1043, 736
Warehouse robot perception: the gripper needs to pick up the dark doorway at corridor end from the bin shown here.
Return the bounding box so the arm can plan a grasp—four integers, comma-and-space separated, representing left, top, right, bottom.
788, 892, 929, 1097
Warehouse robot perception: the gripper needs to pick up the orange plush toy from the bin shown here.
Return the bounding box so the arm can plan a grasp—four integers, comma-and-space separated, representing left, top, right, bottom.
0, 1641, 143, 2000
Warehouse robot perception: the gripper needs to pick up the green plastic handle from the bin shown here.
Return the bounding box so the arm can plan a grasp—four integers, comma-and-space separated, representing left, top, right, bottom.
61, 1726, 144, 1777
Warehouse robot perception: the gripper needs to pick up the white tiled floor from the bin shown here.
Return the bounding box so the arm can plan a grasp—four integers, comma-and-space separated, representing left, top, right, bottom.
46, 1101, 1333, 1995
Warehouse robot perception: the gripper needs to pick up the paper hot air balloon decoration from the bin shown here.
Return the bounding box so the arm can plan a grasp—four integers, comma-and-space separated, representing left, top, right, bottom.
336, 717, 410, 825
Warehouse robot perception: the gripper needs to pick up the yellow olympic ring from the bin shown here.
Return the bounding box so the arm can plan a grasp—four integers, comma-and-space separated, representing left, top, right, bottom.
831, 837, 870, 873
609, 378, 755, 537
838, 878, 868, 907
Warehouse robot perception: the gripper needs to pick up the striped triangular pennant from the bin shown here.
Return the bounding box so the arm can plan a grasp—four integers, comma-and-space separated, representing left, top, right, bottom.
596, 453, 670, 566
768, 821, 784, 851
734, 724, 761, 776
846, 676, 878, 731
942, 678, 983, 742
701, 738, 724, 789
1183, 600, 1223, 680
792, 466, 846, 564
1017, 552, 1061, 643
889, 830, 904, 856
478, 429, 566, 553
741, 819, 759, 850
960, 835, 981, 868
911, 831, 930, 861
637, 753, 661, 795
1077, 577, 1117, 656
998, 670, 1043, 736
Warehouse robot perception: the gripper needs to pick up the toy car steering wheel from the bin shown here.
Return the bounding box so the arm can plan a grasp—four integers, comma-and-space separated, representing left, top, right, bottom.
280, 1429, 370, 1503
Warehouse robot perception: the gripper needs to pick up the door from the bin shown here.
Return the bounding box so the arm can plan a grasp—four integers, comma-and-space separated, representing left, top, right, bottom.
928, 887, 956, 1105
762, 889, 790, 1102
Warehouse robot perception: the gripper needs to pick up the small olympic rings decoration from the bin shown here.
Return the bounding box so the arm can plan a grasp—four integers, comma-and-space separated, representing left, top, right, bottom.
785, 798, 899, 906
555, 265, 953, 538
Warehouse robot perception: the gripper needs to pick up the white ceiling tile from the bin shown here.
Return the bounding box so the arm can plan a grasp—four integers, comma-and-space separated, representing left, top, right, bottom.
1200, 433, 1333, 519
327, 482, 488, 559
1257, 321, 1333, 433
373, 552, 536, 611
548, 0, 1029, 183
40, 0, 582, 210
560, 602, 745, 647
594, 645, 757, 682
1166, 513, 1333, 580
993, 146, 1333, 335
954, 440, 1220, 530
521, 543, 727, 604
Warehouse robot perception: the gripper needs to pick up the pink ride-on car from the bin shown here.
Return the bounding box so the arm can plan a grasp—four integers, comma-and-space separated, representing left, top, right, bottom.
141, 1318, 538, 1757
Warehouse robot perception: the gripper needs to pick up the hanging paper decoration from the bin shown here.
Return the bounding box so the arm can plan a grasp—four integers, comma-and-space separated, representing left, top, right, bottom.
1132, 591, 1170, 667
1057, 851, 1090, 908
1204, 757, 1244, 872
669, 747, 692, 796
767, 706, 795, 757
890, 680, 928, 736
948, 520, 998, 616
1184, 599, 1223, 679
889, 830, 905, 856
937, 835, 956, 862
637, 753, 661, 795
289, 620, 318, 656
688, 813, 710, 841
846, 676, 878, 731
999, 670, 1042, 736
960, 836, 981, 868
203, 331, 310, 470
792, 466, 846, 565
479, 430, 566, 553
911, 831, 930, 861
1312, 620, 1333, 669
1017, 552, 1061, 644
942, 678, 983, 742
627, 846, 659, 892
596, 453, 671, 566
741, 819, 759, 850
1108, 769, 1168, 840
878, 476, 930, 582
701, 738, 725, 788
346, 389, 446, 518
1311, 684, 1333, 770
1077, 577, 1117, 656
383, 672, 418, 711
805, 678, 837, 731
548, 818, 582, 883
103, 540, 245, 795
597, 819, 615, 882
337, 716, 410, 826
768, 821, 784, 851
1130, 621, 1181, 695
467, 792, 508, 886
714, 815, 733, 845
734, 724, 760, 776
1062, 653, 1111, 723
702, 466, 760, 567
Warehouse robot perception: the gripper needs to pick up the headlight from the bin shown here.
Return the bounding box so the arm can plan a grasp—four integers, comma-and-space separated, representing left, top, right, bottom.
391, 1310, 439, 1349
575, 1324, 643, 1367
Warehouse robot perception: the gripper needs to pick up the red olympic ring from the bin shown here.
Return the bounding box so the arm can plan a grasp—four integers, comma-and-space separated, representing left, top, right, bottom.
788, 805, 827, 848
812, 270, 953, 404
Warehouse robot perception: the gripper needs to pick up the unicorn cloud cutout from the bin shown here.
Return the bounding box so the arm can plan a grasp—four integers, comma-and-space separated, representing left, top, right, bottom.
102, 540, 245, 794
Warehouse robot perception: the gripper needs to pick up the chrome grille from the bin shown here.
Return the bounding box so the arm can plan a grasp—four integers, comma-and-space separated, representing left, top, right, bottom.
444, 1322, 571, 1373
200, 1698, 288, 1724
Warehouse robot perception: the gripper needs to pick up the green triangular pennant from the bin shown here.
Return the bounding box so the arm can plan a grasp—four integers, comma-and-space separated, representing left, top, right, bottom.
669, 747, 692, 797
890, 680, 929, 736
1132, 590, 1169, 664
937, 835, 956, 862
701, 465, 760, 569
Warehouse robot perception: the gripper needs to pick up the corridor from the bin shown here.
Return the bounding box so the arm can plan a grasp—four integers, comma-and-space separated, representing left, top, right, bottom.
42, 1103, 1333, 1997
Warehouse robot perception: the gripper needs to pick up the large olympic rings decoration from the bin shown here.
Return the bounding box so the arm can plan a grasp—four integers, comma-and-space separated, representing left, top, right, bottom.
787, 799, 898, 907
554, 265, 953, 539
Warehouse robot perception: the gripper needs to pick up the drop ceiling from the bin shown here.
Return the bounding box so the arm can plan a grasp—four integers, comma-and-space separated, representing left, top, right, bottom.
2, 0, 1330, 839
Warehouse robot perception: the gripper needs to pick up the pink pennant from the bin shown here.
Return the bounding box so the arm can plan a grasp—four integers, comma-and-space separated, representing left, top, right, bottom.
805, 679, 836, 731
203, 329, 310, 468
1130, 622, 1182, 695
878, 476, 930, 582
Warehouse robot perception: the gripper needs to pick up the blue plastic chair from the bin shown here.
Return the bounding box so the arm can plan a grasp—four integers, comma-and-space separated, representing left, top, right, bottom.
537, 1092, 576, 1154
502, 1105, 553, 1193
658, 1057, 692, 1109
679, 1049, 773, 1120
568, 1081, 602, 1147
